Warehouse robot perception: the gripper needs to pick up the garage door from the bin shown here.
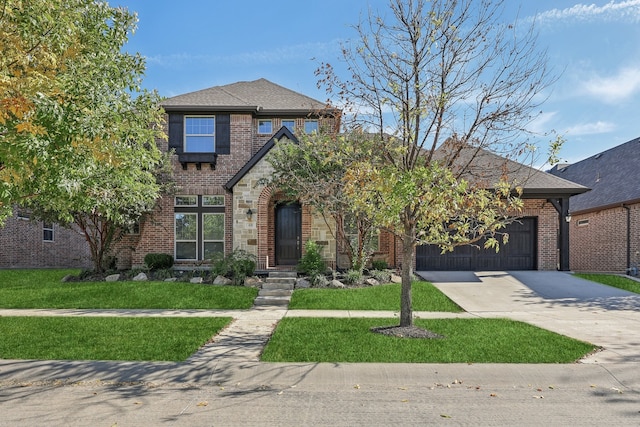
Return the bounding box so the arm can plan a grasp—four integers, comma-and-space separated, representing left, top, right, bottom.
415, 218, 537, 271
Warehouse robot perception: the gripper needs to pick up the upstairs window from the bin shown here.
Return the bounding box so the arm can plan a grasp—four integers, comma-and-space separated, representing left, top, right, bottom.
258, 119, 272, 134
184, 116, 215, 152
282, 120, 295, 132
304, 120, 319, 134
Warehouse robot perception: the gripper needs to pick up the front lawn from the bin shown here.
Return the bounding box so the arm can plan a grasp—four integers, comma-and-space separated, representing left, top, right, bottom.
289, 281, 462, 312
575, 273, 640, 294
0, 269, 258, 309
261, 317, 597, 363
0, 316, 232, 361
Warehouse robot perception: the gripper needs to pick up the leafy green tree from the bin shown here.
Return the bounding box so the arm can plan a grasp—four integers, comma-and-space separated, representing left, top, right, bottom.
0, 0, 169, 271
0, 0, 165, 223
267, 130, 378, 272
317, 0, 559, 329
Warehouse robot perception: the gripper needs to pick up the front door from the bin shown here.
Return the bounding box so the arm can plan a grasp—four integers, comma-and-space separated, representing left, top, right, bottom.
275, 203, 302, 265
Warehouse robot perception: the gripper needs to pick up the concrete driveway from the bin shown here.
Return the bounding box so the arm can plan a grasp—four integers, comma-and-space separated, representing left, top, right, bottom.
417, 271, 640, 363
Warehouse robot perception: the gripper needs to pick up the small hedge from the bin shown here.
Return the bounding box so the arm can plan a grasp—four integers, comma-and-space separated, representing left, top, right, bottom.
144, 253, 174, 271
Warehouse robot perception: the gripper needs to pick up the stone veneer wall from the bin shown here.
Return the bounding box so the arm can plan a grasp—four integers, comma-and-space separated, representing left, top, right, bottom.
232, 153, 337, 269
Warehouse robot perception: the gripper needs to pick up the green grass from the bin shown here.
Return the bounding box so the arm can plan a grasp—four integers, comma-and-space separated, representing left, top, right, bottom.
575, 273, 640, 294
0, 316, 232, 361
0, 269, 258, 309
261, 317, 597, 363
289, 281, 462, 312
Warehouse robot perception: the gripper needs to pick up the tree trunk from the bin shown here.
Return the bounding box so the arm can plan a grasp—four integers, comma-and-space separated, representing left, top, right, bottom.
399, 226, 416, 327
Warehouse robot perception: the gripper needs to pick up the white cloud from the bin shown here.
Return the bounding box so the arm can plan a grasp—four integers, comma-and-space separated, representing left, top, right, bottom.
535, 0, 640, 24
564, 121, 616, 135
583, 66, 640, 103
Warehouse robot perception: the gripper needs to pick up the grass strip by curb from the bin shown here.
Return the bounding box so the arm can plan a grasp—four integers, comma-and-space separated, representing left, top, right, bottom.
575, 273, 640, 294
262, 317, 596, 363
0, 317, 232, 361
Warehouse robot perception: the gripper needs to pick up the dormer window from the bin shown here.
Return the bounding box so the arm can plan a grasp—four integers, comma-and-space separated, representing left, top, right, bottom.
185, 116, 215, 152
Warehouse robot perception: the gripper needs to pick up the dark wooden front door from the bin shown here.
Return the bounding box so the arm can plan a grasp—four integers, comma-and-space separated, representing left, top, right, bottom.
275, 203, 302, 265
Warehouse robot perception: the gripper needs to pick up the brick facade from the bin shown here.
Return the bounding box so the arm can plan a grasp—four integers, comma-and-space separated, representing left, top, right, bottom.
569, 202, 640, 273
0, 207, 92, 269
114, 112, 339, 269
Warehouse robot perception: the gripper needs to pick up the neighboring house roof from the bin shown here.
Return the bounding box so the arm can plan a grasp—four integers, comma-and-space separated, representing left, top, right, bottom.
436, 142, 590, 199
162, 78, 332, 114
548, 136, 640, 213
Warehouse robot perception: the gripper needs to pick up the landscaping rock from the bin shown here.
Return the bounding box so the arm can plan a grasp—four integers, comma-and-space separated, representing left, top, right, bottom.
132, 272, 148, 281
329, 279, 346, 289
296, 278, 312, 289
365, 278, 380, 286
61, 275, 73, 283
391, 273, 402, 283
244, 276, 262, 288
190, 277, 204, 284
105, 274, 121, 282
164, 277, 177, 282
213, 275, 232, 286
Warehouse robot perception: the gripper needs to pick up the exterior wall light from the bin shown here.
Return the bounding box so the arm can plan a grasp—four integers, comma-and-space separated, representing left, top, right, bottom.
246, 208, 254, 221
565, 214, 572, 223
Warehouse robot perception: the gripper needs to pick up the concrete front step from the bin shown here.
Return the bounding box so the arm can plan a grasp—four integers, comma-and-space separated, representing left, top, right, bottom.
265, 277, 296, 284
266, 271, 297, 279
259, 289, 293, 297
253, 295, 291, 306
262, 282, 294, 291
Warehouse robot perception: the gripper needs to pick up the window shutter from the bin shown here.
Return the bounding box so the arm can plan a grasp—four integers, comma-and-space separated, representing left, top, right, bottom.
216, 114, 230, 154
168, 113, 184, 153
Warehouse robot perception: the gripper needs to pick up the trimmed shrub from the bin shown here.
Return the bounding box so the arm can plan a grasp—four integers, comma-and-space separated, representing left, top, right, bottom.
211, 249, 257, 285
298, 240, 327, 284
144, 253, 174, 271
371, 260, 388, 270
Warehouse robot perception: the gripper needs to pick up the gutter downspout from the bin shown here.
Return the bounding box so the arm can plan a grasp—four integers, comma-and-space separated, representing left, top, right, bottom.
623, 204, 631, 274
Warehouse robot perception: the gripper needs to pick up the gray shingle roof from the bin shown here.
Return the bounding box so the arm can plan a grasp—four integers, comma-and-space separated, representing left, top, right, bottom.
162, 78, 330, 114
436, 142, 590, 198
548, 137, 640, 213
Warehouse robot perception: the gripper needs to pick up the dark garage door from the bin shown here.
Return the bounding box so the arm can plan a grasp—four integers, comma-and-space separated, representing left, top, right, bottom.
416, 218, 537, 271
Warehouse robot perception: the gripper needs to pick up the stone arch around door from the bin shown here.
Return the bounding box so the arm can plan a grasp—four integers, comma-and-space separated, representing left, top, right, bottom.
257, 187, 312, 269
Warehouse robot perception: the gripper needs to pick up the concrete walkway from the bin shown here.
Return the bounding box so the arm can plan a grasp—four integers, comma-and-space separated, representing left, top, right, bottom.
2, 271, 640, 425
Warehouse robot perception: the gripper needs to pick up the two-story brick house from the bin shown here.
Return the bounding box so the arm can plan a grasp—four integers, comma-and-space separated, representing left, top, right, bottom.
116, 78, 347, 270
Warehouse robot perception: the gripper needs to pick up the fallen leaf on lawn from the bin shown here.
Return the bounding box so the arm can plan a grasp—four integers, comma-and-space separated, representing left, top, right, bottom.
440, 414, 451, 418
277, 391, 284, 395
197, 401, 208, 407
611, 387, 623, 394
490, 393, 498, 397
452, 379, 462, 384
590, 384, 597, 388
401, 399, 409, 403
219, 386, 224, 390
398, 387, 407, 390
537, 388, 543, 392
354, 384, 360, 389
533, 395, 544, 399
134, 402, 142, 405
549, 386, 555, 389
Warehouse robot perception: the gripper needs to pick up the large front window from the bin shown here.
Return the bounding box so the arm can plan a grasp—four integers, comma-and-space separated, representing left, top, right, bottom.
174, 195, 225, 261
185, 116, 215, 152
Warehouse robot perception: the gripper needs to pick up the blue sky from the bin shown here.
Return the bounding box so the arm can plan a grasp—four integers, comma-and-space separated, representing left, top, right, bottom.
115, 0, 640, 164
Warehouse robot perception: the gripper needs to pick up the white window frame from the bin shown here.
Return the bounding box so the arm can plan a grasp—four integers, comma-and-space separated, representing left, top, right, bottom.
202, 213, 225, 259
175, 213, 198, 261
304, 120, 319, 134
184, 115, 215, 153
43, 222, 54, 242
258, 119, 273, 134
282, 120, 295, 132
